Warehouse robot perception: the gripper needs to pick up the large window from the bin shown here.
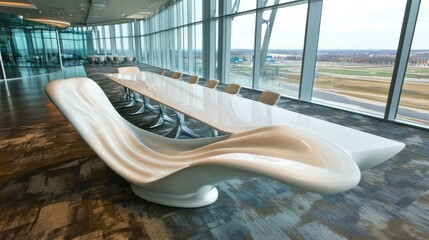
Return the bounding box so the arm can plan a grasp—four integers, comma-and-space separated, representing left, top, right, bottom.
1, 23, 89, 79
81, 0, 427, 129
227, 13, 256, 88
313, 0, 406, 116
397, 0, 429, 126
222, 0, 257, 15
259, 3, 307, 98
193, 24, 203, 76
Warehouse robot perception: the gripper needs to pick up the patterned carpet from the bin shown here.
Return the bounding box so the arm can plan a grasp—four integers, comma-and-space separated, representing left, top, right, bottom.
0, 63, 428, 239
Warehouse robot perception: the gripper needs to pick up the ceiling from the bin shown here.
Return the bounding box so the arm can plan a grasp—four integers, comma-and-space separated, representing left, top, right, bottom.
0, 0, 171, 27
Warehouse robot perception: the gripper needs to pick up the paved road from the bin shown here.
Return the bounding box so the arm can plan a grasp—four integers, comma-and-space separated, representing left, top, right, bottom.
229, 74, 428, 124
313, 90, 429, 123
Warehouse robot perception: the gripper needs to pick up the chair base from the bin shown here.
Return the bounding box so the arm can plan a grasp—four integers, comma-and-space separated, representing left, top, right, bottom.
166, 111, 200, 139
130, 97, 158, 116
130, 184, 218, 208
147, 104, 175, 128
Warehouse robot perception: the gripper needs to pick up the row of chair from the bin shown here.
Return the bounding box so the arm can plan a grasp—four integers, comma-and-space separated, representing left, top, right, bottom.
159, 70, 282, 138
160, 70, 281, 106
192, 76, 280, 106
118, 67, 282, 138
87, 56, 136, 66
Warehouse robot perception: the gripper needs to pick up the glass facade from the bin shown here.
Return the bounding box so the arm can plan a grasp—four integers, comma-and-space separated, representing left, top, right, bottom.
0, 14, 90, 79
313, 0, 406, 116
227, 13, 255, 88
258, 4, 307, 98
397, 0, 429, 126
1, 0, 428, 128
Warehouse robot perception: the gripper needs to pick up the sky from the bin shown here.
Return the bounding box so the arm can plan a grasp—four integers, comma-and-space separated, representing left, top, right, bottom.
229, 0, 428, 50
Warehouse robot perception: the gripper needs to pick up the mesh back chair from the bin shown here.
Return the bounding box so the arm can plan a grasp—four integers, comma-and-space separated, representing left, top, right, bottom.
206, 79, 219, 89
170, 72, 183, 79
113, 56, 121, 65
258, 91, 281, 106
87, 56, 95, 66
106, 56, 114, 65
124, 56, 133, 65
96, 56, 105, 66
187, 75, 200, 84
224, 83, 241, 95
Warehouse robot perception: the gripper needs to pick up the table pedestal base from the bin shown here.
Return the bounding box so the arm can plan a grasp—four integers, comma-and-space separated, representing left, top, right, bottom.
130, 184, 218, 208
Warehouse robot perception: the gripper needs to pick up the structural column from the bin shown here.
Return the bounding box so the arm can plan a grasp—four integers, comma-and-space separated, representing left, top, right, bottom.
385, 0, 421, 120
217, 0, 232, 83
299, 0, 323, 102
202, 0, 216, 80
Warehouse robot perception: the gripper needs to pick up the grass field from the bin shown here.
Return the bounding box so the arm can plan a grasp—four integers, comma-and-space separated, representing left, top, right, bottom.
314, 63, 429, 112
229, 61, 429, 121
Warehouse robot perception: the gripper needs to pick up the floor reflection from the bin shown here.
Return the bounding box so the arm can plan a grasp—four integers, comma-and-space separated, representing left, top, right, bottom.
0, 65, 87, 128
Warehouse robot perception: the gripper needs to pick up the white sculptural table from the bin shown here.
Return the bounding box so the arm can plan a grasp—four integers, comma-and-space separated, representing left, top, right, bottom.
47, 77, 405, 208
105, 72, 404, 171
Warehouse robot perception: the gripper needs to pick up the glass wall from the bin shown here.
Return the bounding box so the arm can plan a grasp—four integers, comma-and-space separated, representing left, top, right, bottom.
227, 13, 255, 88
59, 27, 88, 65
313, 0, 407, 116
82, 0, 428, 128
0, 14, 90, 80
397, 0, 429, 126
258, 4, 307, 98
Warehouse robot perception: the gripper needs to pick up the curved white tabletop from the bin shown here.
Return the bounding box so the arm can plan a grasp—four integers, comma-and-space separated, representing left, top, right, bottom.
105, 72, 405, 171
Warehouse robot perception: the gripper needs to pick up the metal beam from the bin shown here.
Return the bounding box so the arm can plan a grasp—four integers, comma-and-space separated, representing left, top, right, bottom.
135, 20, 141, 63
202, 0, 216, 80
257, 0, 280, 89
218, 0, 233, 83
187, 2, 194, 73
385, 0, 421, 120
299, 0, 323, 102
252, 2, 262, 89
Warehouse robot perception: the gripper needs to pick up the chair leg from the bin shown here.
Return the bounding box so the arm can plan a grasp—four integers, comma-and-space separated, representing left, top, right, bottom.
148, 104, 175, 128
120, 87, 132, 102
168, 112, 199, 139
124, 91, 137, 108
210, 128, 218, 137
144, 97, 158, 113
131, 95, 154, 115
161, 105, 175, 123
131, 102, 146, 115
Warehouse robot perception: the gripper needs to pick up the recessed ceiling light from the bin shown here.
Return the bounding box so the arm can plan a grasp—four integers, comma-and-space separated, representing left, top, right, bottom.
126, 12, 151, 19
92, 2, 107, 8
26, 18, 71, 28
0, 1, 36, 9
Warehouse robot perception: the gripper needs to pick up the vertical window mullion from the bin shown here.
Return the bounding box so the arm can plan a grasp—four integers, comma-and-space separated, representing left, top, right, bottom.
299, 0, 323, 101
385, 0, 421, 120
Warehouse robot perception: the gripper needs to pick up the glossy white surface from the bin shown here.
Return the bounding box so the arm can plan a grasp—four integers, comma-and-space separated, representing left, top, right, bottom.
46, 77, 362, 207
106, 72, 405, 171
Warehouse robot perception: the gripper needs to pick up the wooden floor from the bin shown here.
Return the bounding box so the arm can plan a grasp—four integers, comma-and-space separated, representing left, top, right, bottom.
0, 66, 86, 128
